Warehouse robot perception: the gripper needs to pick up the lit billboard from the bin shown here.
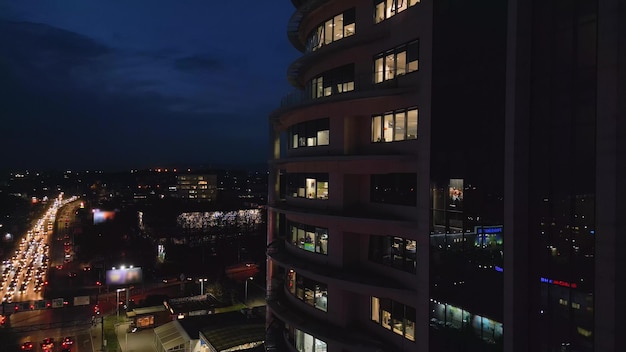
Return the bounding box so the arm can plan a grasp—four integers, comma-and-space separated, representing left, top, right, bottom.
106, 267, 143, 285
93, 209, 116, 224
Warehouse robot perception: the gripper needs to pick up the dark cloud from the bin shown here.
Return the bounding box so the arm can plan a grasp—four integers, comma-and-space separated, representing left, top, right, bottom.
0, 1, 299, 171
174, 55, 223, 72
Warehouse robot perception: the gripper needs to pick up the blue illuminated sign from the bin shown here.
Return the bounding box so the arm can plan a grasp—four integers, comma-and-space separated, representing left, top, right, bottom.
475, 226, 503, 234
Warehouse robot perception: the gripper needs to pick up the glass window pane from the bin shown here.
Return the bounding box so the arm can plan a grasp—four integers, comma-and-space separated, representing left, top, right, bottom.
387, 0, 396, 18
324, 20, 333, 44
392, 301, 404, 335
405, 239, 417, 272
304, 283, 315, 306
396, 51, 407, 76
407, 109, 418, 139
344, 23, 355, 37
316, 228, 328, 254
292, 134, 298, 149
409, 0, 420, 6
307, 137, 316, 147
316, 77, 324, 98
385, 53, 395, 80
297, 229, 305, 248
306, 178, 316, 199
287, 270, 296, 294
381, 298, 392, 329
375, 57, 384, 83
315, 26, 323, 50
371, 297, 380, 323
315, 338, 327, 352
405, 306, 416, 341
296, 275, 304, 300
334, 14, 343, 40
317, 130, 329, 145
375, 2, 385, 23
398, 0, 408, 12
372, 115, 382, 142
384, 113, 394, 142
407, 40, 419, 72
304, 231, 315, 252
291, 225, 298, 245
295, 330, 304, 352
394, 111, 406, 141
315, 283, 328, 311
316, 181, 329, 200
304, 333, 314, 352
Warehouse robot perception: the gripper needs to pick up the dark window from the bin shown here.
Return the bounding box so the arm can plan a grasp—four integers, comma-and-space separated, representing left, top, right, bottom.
371, 173, 417, 206
369, 235, 417, 273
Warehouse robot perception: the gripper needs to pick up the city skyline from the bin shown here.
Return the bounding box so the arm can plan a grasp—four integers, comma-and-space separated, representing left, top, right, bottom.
0, 0, 300, 171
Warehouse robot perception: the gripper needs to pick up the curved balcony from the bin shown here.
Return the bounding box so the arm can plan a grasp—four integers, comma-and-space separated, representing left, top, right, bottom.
269, 200, 418, 230
273, 154, 417, 174
267, 239, 414, 298
266, 284, 391, 352
273, 73, 417, 119
287, 0, 333, 52
288, 30, 390, 87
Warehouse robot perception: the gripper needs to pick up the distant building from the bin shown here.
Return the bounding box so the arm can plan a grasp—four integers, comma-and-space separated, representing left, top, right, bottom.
176, 174, 217, 201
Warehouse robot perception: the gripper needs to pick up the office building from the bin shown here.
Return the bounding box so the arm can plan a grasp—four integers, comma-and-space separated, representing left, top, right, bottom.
176, 174, 217, 201
267, 1, 624, 351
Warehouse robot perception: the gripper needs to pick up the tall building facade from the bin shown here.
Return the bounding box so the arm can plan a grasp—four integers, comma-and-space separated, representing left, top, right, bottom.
268, 1, 625, 351
505, 1, 625, 352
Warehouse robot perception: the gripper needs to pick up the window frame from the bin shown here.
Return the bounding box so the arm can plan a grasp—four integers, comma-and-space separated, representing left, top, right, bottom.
373, 40, 419, 84
374, 0, 420, 23
306, 8, 356, 52
371, 107, 419, 143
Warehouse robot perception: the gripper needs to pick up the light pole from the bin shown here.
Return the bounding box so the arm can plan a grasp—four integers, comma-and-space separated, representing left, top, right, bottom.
245, 277, 253, 304
199, 278, 207, 295
101, 315, 105, 351
116, 288, 126, 320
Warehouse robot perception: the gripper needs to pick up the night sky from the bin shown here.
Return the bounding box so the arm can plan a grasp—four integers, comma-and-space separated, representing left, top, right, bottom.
0, 1, 299, 171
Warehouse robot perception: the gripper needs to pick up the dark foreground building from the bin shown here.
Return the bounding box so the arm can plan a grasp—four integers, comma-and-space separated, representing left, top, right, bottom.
267, 1, 625, 351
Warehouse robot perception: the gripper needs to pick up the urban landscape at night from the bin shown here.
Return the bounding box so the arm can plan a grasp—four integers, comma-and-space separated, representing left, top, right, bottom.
1, 1, 625, 352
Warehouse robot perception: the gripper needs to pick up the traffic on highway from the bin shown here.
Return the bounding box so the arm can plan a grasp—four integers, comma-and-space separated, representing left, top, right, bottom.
0, 194, 77, 309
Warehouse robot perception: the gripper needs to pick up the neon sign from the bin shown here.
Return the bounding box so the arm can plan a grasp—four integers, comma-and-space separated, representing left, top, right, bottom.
540, 277, 577, 289
475, 226, 503, 234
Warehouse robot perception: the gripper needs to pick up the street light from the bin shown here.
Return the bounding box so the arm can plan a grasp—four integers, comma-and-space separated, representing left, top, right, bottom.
198, 278, 208, 295
245, 277, 253, 304
116, 288, 126, 320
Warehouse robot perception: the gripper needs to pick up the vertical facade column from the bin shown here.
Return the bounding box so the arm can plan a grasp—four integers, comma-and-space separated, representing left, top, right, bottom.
416, 1, 433, 350
595, 0, 626, 350
504, 0, 532, 351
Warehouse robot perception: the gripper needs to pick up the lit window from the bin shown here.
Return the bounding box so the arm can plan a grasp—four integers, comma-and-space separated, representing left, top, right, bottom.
372, 296, 416, 341
375, 0, 419, 23
286, 271, 328, 312
372, 107, 418, 142
306, 9, 355, 52
288, 221, 329, 255
374, 40, 418, 83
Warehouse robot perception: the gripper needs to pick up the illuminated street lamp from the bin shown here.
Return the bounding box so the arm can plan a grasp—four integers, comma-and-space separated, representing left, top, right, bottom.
198, 278, 208, 295
245, 277, 253, 304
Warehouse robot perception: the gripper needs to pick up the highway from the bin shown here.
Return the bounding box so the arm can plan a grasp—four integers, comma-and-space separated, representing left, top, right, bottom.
1, 194, 77, 307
